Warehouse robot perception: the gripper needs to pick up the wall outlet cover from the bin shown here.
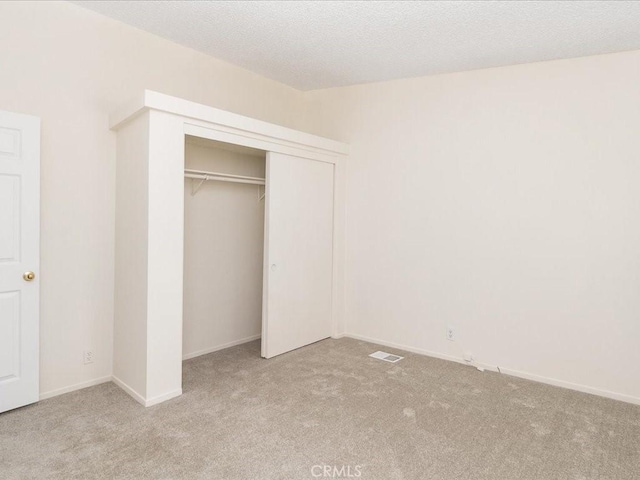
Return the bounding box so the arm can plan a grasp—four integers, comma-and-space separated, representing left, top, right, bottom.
83, 351, 94, 365
446, 325, 455, 341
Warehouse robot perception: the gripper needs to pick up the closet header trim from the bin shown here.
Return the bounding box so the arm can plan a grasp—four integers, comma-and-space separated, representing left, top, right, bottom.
109, 90, 348, 157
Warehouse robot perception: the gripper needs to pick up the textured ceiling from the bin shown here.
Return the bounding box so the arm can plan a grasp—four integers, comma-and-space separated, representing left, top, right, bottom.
75, 1, 640, 91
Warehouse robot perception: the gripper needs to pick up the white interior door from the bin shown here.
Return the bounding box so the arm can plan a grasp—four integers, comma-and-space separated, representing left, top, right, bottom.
262, 152, 334, 358
0, 110, 40, 413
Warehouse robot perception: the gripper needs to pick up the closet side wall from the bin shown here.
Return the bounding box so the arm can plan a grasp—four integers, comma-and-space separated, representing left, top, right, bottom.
183, 143, 265, 359
113, 113, 150, 398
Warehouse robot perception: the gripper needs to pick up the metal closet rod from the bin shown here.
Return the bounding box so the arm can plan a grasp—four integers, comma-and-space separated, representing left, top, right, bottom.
184, 168, 265, 186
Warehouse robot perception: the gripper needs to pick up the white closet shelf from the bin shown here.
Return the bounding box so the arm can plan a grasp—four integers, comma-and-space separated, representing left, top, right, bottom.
184, 168, 265, 185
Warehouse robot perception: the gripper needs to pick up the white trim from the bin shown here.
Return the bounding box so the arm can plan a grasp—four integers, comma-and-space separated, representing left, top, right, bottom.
499, 367, 640, 406
110, 90, 348, 156
112, 375, 182, 408
342, 333, 640, 406
182, 334, 261, 360
144, 389, 182, 407
184, 122, 338, 164
111, 375, 147, 407
345, 333, 467, 365
39, 375, 112, 401
109, 90, 146, 131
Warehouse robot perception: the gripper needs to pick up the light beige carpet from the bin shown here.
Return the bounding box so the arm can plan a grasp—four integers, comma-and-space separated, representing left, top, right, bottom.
1, 338, 639, 479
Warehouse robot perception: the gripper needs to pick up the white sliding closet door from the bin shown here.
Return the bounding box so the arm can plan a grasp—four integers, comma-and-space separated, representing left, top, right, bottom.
262, 152, 334, 358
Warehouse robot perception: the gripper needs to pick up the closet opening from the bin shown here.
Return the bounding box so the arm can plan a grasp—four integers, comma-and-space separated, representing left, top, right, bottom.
182, 135, 267, 371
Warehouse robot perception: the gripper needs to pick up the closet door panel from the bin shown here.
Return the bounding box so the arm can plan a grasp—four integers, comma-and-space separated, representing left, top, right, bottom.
263, 152, 334, 358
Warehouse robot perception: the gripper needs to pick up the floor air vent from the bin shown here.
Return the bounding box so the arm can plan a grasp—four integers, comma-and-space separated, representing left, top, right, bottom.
369, 351, 404, 363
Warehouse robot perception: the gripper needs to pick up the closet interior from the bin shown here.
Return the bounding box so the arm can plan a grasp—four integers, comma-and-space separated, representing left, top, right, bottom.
182, 136, 266, 361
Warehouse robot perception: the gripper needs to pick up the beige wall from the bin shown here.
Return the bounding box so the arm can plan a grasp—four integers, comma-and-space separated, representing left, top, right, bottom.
304, 50, 640, 403
0, 1, 305, 397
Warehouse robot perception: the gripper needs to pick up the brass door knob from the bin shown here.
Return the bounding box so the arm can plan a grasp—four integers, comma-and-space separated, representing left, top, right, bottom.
23, 271, 35, 281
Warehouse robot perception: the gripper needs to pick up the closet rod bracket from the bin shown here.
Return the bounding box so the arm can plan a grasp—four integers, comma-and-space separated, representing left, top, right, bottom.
191, 176, 208, 196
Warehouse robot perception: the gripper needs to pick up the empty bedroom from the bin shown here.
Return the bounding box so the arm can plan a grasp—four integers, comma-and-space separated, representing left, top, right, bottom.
0, 1, 639, 479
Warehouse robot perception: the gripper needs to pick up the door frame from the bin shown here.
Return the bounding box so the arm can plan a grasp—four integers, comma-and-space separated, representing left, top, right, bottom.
110, 91, 347, 406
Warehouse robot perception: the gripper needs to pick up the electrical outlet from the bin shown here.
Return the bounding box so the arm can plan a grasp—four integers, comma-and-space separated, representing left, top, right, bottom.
446, 325, 455, 342
83, 350, 94, 365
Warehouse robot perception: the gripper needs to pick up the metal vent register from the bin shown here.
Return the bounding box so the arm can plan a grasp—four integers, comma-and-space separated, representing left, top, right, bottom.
369, 351, 404, 363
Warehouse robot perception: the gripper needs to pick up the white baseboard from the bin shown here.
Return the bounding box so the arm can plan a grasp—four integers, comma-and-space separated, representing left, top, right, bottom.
182, 334, 261, 360
498, 367, 640, 406
111, 375, 147, 407
345, 332, 469, 366
38, 334, 261, 406
144, 389, 182, 407
39, 375, 112, 401
112, 375, 182, 407
342, 333, 640, 406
